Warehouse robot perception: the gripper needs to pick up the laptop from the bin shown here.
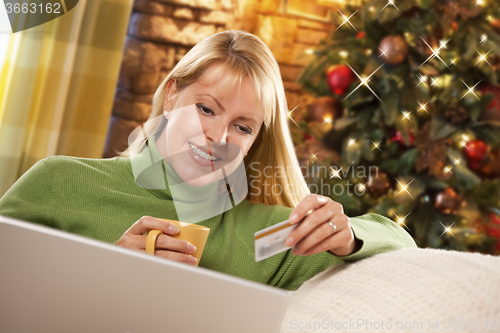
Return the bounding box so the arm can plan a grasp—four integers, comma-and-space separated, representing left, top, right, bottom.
0, 215, 291, 333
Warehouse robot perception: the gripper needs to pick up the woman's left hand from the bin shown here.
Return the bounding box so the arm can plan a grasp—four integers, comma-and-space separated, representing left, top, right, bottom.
284, 193, 358, 257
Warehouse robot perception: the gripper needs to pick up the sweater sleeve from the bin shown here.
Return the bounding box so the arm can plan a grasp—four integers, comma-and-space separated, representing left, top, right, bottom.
0, 158, 55, 227
273, 212, 418, 291
335, 213, 418, 261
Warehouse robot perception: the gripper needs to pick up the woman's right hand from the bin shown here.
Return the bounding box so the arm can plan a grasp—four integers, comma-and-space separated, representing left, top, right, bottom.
115, 216, 198, 265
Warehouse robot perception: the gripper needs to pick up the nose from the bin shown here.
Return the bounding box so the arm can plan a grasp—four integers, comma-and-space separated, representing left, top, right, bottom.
205, 125, 227, 146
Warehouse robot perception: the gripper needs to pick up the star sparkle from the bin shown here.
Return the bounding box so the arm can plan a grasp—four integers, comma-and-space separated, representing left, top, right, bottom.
395, 178, 414, 198
287, 104, 301, 127
459, 133, 472, 148
356, 183, 367, 193
475, 49, 492, 67
419, 37, 450, 68
336, 10, 358, 31
393, 211, 411, 231
401, 110, 412, 121
416, 74, 428, 87
330, 167, 342, 179
417, 101, 429, 113
380, 0, 400, 11
343, 63, 383, 102
439, 221, 456, 238
460, 79, 482, 101
371, 141, 382, 151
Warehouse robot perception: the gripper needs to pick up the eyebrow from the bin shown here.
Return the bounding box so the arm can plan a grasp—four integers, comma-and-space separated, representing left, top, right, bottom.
195, 93, 259, 125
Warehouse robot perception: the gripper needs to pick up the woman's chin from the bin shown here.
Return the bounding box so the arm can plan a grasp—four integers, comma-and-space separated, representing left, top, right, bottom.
175, 167, 221, 187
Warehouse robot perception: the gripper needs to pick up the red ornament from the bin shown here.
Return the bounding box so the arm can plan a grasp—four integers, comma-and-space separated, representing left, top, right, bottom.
480, 85, 500, 122
356, 31, 365, 39
486, 212, 500, 239
452, 22, 458, 30
463, 139, 488, 169
326, 65, 355, 95
304, 133, 315, 141
391, 131, 415, 147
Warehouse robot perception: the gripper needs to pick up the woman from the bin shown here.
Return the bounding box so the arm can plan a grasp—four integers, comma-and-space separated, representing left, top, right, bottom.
0, 30, 417, 291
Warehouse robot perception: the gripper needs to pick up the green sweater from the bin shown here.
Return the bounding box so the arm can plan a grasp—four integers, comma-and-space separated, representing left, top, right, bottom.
0, 137, 417, 291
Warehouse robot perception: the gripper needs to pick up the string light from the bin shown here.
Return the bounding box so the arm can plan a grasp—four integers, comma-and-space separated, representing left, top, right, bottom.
348, 137, 357, 146
444, 166, 453, 174
322, 115, 333, 125
480, 34, 488, 44
339, 50, 349, 58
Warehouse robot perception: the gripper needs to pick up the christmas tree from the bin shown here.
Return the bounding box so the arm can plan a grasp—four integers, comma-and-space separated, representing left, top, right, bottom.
293, 0, 500, 255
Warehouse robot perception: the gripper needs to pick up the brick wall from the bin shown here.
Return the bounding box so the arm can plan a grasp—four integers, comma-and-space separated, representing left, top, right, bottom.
103, 0, 334, 157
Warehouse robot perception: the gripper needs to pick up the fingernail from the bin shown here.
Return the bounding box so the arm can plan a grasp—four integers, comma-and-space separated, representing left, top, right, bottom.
318, 196, 328, 203
188, 255, 198, 264
187, 243, 197, 253
169, 225, 179, 233
290, 213, 299, 223
292, 247, 300, 255
285, 237, 294, 247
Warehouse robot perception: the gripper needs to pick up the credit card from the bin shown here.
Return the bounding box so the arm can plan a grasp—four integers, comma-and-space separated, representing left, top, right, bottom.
254, 209, 312, 262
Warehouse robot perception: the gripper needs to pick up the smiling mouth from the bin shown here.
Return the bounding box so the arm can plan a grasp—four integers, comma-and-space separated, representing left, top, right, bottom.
188, 142, 221, 161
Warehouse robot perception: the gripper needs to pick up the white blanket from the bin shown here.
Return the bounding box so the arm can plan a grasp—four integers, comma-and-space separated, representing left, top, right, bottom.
280, 248, 500, 333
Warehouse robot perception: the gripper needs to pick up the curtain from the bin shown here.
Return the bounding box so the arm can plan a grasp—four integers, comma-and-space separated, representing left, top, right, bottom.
0, 0, 132, 197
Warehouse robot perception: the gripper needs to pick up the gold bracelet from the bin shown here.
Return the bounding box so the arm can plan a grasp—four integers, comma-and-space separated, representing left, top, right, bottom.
145, 229, 163, 255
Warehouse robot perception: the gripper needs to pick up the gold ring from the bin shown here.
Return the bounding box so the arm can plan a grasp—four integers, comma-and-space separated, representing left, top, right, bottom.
145, 229, 163, 255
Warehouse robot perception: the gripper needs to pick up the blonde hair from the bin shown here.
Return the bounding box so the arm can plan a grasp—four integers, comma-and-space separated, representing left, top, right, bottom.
120, 30, 310, 208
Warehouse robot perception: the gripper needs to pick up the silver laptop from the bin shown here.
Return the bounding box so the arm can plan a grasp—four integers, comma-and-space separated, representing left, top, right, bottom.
0, 215, 291, 333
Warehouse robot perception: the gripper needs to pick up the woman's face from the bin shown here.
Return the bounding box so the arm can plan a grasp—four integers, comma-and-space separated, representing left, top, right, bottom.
159, 63, 264, 187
